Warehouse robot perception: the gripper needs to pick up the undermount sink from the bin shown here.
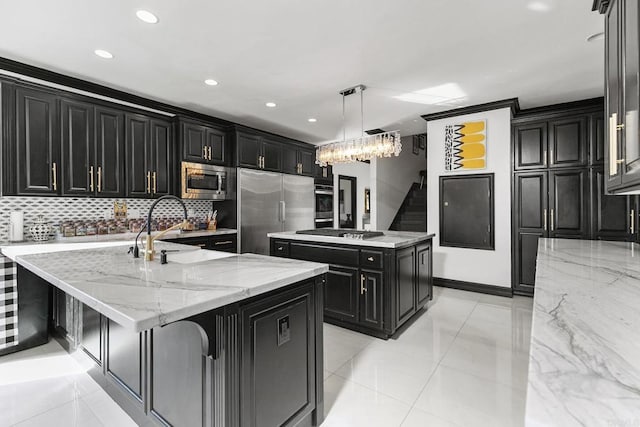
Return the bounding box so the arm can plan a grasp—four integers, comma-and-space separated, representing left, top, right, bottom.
167, 249, 234, 264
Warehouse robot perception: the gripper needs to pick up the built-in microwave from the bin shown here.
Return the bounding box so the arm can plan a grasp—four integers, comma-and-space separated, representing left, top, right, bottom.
181, 162, 229, 200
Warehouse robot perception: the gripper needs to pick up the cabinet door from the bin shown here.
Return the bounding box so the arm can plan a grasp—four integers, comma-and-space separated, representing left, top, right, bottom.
359, 269, 383, 330
281, 144, 299, 175
61, 99, 94, 195
262, 138, 283, 172
150, 119, 172, 197
621, 0, 640, 187
324, 265, 359, 322
549, 169, 589, 238
548, 116, 588, 168
592, 167, 634, 240
126, 114, 151, 197
591, 113, 606, 165
606, 0, 623, 189
95, 107, 125, 197
107, 321, 143, 398
206, 127, 226, 165
237, 132, 261, 168
514, 122, 547, 170
299, 148, 315, 176
416, 243, 432, 307
395, 247, 416, 326
182, 122, 207, 163
15, 86, 60, 195
82, 304, 101, 363
513, 172, 548, 295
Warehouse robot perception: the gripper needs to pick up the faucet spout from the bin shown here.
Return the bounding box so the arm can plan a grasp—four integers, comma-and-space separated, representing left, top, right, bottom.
144, 195, 189, 261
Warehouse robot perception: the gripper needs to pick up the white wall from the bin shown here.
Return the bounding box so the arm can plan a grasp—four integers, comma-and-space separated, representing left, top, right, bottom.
374, 135, 427, 230
426, 107, 512, 288
333, 162, 371, 229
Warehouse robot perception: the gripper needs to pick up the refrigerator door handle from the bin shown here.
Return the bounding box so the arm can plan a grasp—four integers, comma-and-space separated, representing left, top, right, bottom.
280, 201, 286, 222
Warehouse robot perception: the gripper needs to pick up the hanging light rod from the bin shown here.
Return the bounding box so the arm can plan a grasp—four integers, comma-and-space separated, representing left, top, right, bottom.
339, 84, 367, 97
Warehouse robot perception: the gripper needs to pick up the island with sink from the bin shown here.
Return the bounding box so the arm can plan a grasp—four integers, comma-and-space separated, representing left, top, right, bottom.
2, 240, 328, 427
268, 229, 434, 338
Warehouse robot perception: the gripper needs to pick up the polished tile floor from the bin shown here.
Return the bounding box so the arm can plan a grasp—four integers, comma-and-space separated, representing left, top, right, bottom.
0, 287, 533, 426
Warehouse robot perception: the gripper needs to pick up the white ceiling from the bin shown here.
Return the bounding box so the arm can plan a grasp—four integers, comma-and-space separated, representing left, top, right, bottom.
0, 0, 604, 144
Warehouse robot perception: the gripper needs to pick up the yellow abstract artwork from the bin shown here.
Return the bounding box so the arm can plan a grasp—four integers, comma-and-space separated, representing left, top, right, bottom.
444, 120, 487, 171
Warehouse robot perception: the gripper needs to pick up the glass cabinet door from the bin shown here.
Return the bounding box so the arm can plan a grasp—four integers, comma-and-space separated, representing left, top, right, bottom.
622, 0, 640, 185
606, 0, 622, 188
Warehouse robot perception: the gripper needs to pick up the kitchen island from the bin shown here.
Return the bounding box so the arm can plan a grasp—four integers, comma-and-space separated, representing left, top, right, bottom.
527, 238, 640, 426
268, 230, 434, 338
5, 241, 328, 427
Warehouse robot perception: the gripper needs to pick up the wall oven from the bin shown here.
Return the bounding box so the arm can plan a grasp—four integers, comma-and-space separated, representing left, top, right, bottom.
314, 184, 334, 228
181, 162, 229, 200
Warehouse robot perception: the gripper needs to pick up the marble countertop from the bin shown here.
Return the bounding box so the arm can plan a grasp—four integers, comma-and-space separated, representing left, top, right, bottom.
13, 242, 328, 332
526, 238, 640, 426
0, 228, 237, 260
267, 231, 435, 248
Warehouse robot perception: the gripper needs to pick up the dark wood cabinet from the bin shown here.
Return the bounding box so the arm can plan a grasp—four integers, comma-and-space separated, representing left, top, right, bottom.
95, 107, 125, 197
324, 266, 359, 322
591, 113, 606, 165
416, 243, 432, 306
314, 164, 333, 183
126, 114, 173, 198
283, 145, 315, 176
548, 168, 589, 238
62, 101, 125, 197
299, 148, 315, 176
514, 122, 547, 170
262, 137, 282, 172
395, 247, 416, 326
235, 129, 315, 176
236, 131, 261, 168
181, 120, 227, 165
61, 99, 94, 195
162, 233, 238, 253
548, 116, 588, 168
271, 237, 433, 338
14, 85, 60, 195
282, 144, 299, 175
598, 0, 640, 193
591, 167, 637, 240
359, 269, 383, 329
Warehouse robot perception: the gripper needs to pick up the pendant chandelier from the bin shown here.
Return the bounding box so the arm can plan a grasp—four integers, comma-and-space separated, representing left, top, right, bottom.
315, 85, 401, 166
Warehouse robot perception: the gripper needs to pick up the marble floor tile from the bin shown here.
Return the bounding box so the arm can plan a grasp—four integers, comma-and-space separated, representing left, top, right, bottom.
334, 344, 439, 404
322, 375, 411, 427
82, 389, 137, 427
457, 315, 532, 354
401, 407, 462, 427
440, 334, 530, 391
413, 365, 527, 427
12, 398, 103, 427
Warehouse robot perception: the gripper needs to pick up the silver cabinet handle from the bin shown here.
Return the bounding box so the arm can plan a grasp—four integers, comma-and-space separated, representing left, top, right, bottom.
146, 171, 151, 194
367, 256, 374, 262
543, 150, 547, 166
543, 208, 547, 231
550, 149, 554, 165
360, 274, 366, 294
277, 246, 284, 251
153, 171, 157, 194
550, 208, 554, 231
97, 166, 102, 193
208, 146, 212, 160
631, 209, 635, 234
203, 146, 207, 160
89, 165, 95, 192
214, 240, 234, 245
610, 114, 618, 176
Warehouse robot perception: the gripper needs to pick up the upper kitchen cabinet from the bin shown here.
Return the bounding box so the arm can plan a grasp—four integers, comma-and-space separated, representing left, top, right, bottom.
596, 0, 640, 193
126, 113, 174, 198
61, 100, 125, 197
282, 144, 315, 176
513, 115, 589, 171
236, 129, 282, 171
180, 119, 228, 165
314, 163, 333, 183
2, 83, 61, 196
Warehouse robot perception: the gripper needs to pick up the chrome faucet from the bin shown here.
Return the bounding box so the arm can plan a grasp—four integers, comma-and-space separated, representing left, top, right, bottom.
143, 195, 189, 261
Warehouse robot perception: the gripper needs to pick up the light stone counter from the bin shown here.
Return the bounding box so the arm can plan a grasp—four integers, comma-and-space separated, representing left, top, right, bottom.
267, 230, 434, 248
527, 238, 640, 426
13, 242, 328, 332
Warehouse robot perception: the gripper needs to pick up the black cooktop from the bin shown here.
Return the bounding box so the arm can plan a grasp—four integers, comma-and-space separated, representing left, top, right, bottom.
295, 229, 384, 239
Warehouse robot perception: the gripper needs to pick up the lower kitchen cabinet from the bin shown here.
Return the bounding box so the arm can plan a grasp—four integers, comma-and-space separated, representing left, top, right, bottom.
270, 237, 433, 339
162, 232, 238, 253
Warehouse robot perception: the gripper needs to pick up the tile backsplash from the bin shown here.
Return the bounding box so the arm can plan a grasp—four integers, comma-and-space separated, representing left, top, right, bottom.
0, 196, 215, 243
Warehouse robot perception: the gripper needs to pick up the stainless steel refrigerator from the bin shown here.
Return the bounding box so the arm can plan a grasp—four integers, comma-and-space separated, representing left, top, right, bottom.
237, 168, 314, 254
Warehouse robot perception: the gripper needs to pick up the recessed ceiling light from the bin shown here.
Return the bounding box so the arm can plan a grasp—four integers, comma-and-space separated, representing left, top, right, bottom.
265, 102, 277, 108
94, 49, 113, 59
308, 118, 317, 123
527, 1, 553, 12
587, 32, 604, 42
136, 10, 159, 24
204, 79, 219, 86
